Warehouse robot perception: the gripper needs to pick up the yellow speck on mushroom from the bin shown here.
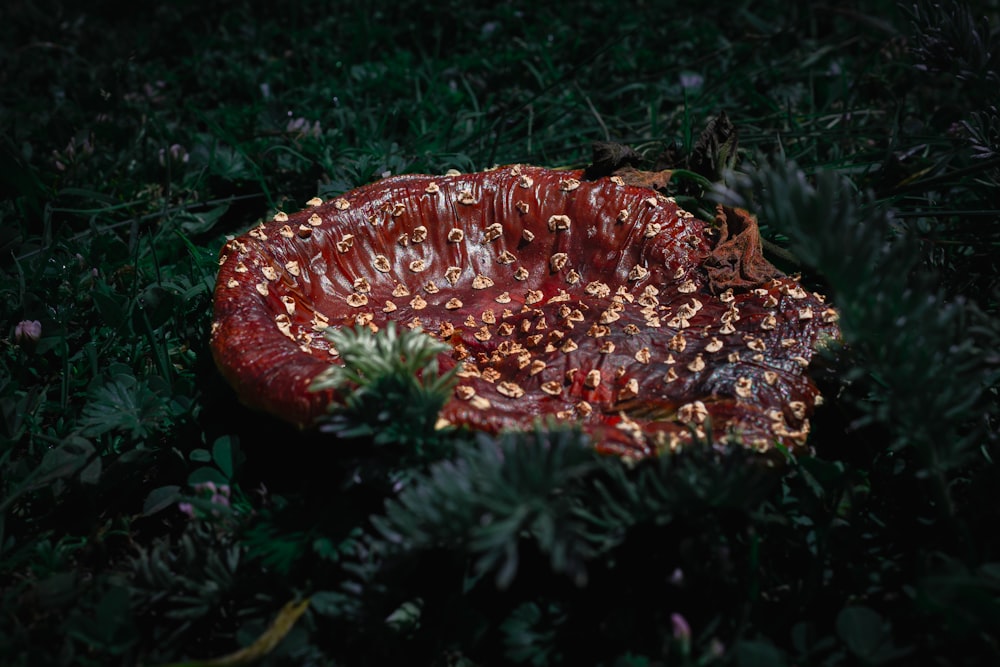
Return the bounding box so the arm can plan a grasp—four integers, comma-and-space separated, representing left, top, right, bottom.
274, 314, 295, 340
584, 282, 610, 299
471, 274, 494, 289
525, 290, 544, 305
620, 378, 639, 400
336, 235, 356, 253
677, 401, 708, 424
687, 354, 706, 372
346, 293, 368, 307
470, 396, 492, 410
541, 381, 562, 396
599, 309, 621, 325
497, 381, 525, 398
628, 265, 649, 281
783, 284, 808, 299
547, 214, 571, 231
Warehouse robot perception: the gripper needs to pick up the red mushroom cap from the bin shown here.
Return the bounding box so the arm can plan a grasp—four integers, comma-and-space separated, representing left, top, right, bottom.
211, 165, 839, 457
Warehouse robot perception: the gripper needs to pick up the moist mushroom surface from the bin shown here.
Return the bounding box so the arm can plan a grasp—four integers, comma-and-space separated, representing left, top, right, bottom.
211, 164, 839, 457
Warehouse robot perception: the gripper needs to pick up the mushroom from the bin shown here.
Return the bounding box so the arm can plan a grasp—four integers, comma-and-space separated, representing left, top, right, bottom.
211, 164, 839, 458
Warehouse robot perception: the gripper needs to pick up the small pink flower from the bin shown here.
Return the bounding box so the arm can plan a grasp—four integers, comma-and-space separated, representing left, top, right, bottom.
671, 612, 692, 655
679, 72, 704, 90
14, 320, 41, 344
286, 117, 322, 138
158, 143, 189, 167
178, 502, 195, 518
194, 481, 217, 494
671, 613, 691, 642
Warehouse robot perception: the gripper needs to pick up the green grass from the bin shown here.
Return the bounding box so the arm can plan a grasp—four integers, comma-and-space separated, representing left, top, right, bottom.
2, 0, 999, 665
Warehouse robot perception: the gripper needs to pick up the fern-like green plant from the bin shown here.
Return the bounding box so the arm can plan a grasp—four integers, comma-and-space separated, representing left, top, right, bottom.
78, 365, 184, 440
713, 158, 999, 473
370, 425, 599, 588
310, 323, 458, 451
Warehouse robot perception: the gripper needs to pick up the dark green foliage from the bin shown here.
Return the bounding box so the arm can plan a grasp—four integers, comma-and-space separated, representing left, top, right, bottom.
1, 0, 999, 665
372, 426, 600, 588
311, 323, 457, 451
714, 159, 998, 472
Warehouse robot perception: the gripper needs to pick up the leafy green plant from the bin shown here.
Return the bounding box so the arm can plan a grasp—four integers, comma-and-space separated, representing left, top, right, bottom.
310, 323, 458, 451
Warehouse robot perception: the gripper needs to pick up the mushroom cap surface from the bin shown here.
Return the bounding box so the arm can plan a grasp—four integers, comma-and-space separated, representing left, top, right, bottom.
211, 165, 839, 457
